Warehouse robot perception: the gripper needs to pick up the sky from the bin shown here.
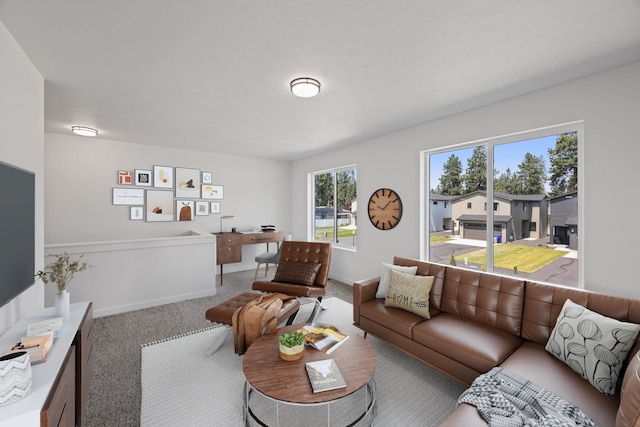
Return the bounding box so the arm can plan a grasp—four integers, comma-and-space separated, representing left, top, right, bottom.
428, 134, 558, 191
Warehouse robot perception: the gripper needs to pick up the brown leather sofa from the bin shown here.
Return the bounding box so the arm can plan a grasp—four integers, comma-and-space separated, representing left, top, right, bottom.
353, 256, 640, 426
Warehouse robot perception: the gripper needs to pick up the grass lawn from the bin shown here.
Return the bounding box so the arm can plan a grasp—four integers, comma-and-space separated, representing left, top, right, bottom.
430, 235, 451, 244
455, 244, 566, 273
315, 227, 357, 239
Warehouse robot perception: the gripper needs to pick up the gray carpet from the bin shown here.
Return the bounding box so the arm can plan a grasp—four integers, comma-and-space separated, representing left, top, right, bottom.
84, 269, 353, 426
84, 269, 466, 426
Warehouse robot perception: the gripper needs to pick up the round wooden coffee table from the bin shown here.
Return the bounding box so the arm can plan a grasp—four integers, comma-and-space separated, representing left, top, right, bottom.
242, 323, 377, 426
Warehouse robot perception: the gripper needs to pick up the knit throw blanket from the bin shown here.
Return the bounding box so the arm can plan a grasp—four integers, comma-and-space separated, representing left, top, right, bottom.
458, 367, 596, 427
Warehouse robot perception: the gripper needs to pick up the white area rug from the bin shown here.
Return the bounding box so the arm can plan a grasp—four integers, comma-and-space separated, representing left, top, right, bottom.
141, 297, 466, 426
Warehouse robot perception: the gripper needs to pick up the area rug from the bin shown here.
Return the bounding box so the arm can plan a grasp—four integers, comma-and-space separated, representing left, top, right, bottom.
140, 297, 466, 426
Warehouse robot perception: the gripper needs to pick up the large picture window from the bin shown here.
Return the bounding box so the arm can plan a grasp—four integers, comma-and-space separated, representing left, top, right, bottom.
311, 166, 357, 251
424, 123, 582, 288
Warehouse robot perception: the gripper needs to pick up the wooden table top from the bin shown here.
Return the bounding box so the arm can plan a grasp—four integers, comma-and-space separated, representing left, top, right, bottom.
242, 323, 377, 404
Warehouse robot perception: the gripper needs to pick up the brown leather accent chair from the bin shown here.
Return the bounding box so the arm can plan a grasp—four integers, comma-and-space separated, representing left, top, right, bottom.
252, 240, 331, 321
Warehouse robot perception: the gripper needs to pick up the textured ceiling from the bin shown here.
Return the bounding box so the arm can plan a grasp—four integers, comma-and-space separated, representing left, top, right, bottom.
1, 1, 640, 160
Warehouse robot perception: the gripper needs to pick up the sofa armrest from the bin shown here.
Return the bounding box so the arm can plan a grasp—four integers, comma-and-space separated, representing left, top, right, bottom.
353, 277, 380, 325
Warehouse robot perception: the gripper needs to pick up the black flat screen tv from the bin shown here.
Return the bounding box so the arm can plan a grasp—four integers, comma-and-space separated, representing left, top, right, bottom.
0, 160, 35, 306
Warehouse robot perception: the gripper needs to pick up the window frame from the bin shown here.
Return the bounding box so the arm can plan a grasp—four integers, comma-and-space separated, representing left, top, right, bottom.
420, 121, 584, 288
308, 164, 357, 252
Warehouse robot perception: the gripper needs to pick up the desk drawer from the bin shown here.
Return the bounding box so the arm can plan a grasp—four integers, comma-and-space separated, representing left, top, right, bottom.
242, 231, 284, 245
216, 234, 243, 248
217, 245, 242, 264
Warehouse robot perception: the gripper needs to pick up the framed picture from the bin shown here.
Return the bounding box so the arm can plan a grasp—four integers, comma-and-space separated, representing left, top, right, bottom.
210, 202, 221, 214
175, 167, 200, 198
176, 200, 194, 221
135, 169, 152, 186
145, 190, 174, 222
130, 206, 144, 220
202, 184, 223, 200
153, 165, 174, 188
113, 188, 144, 205
195, 201, 209, 216
118, 170, 132, 185
202, 171, 212, 184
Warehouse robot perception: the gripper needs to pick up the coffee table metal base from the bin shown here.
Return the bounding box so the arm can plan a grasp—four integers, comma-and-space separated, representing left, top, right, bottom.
243, 379, 377, 427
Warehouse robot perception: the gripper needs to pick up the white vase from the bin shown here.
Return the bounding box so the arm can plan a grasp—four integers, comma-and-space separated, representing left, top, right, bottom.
55, 290, 70, 317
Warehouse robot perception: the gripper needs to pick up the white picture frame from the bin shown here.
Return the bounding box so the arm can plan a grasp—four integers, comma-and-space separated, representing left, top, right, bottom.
210, 202, 221, 214
175, 167, 200, 198
134, 169, 152, 186
195, 201, 209, 216
176, 200, 195, 221
145, 190, 174, 222
130, 206, 144, 220
153, 165, 174, 188
113, 188, 144, 205
202, 184, 223, 200
202, 171, 212, 184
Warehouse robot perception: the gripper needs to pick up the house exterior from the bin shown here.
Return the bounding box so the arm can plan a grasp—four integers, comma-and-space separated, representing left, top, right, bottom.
549, 191, 578, 250
428, 194, 456, 232
451, 191, 548, 242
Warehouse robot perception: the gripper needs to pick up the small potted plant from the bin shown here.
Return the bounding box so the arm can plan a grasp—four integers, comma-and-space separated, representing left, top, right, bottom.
278, 331, 305, 361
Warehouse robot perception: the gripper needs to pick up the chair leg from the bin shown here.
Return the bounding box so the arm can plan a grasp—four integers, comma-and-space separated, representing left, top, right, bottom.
308, 297, 326, 323
254, 264, 260, 281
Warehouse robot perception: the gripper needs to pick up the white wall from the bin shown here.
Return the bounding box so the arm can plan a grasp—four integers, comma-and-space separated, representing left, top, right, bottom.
292, 61, 640, 299
0, 21, 45, 333
44, 133, 292, 274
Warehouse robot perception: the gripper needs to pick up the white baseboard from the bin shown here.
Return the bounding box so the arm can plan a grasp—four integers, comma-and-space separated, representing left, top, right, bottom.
93, 288, 217, 318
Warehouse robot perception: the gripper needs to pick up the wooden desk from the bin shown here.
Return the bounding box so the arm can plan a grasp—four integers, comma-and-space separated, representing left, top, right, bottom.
213, 231, 284, 285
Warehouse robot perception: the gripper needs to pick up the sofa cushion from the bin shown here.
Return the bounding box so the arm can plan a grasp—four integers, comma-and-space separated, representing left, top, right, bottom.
359, 299, 426, 339
272, 261, 321, 286
384, 270, 434, 318
376, 262, 418, 298
545, 299, 640, 395
413, 313, 523, 373
501, 341, 620, 427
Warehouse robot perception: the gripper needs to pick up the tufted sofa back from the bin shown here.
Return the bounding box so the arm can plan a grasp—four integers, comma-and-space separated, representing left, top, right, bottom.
440, 266, 526, 337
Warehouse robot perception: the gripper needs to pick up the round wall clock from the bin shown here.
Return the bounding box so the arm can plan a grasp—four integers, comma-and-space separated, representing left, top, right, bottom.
368, 188, 403, 230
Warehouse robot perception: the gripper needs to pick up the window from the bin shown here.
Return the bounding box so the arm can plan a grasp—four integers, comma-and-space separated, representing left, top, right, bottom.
311, 165, 357, 250
424, 123, 582, 288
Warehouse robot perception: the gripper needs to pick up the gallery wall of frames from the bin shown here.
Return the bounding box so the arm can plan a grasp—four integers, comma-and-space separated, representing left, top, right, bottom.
112, 166, 223, 222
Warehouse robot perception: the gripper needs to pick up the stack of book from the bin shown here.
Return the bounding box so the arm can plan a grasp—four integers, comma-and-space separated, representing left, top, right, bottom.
6, 332, 53, 364
4, 317, 63, 364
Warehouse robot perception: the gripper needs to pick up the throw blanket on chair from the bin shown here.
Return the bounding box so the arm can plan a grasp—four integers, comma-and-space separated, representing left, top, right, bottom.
458, 367, 596, 427
232, 293, 295, 355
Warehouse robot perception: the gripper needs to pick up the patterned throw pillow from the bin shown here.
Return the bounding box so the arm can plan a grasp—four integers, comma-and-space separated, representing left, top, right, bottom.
376, 263, 419, 299
545, 299, 640, 395
384, 270, 434, 319
272, 261, 321, 287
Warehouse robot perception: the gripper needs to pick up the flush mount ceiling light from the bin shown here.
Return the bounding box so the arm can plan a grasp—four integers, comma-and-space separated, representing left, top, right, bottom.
71, 126, 98, 137
290, 77, 321, 98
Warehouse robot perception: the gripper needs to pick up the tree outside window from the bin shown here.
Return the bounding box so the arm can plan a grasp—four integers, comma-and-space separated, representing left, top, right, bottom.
312, 166, 357, 250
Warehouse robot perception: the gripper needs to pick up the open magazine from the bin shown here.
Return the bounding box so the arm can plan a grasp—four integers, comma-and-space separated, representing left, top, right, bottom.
296, 323, 349, 354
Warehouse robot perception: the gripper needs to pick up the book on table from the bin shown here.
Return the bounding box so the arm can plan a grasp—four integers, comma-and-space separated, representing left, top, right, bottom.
6, 331, 54, 364
305, 358, 347, 393
25, 317, 63, 338
296, 323, 349, 354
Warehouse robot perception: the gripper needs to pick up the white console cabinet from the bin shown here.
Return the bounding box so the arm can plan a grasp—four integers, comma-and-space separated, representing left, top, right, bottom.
0, 302, 93, 426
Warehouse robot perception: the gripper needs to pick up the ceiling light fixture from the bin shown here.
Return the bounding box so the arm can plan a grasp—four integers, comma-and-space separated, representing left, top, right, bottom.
290, 77, 321, 98
71, 126, 98, 137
